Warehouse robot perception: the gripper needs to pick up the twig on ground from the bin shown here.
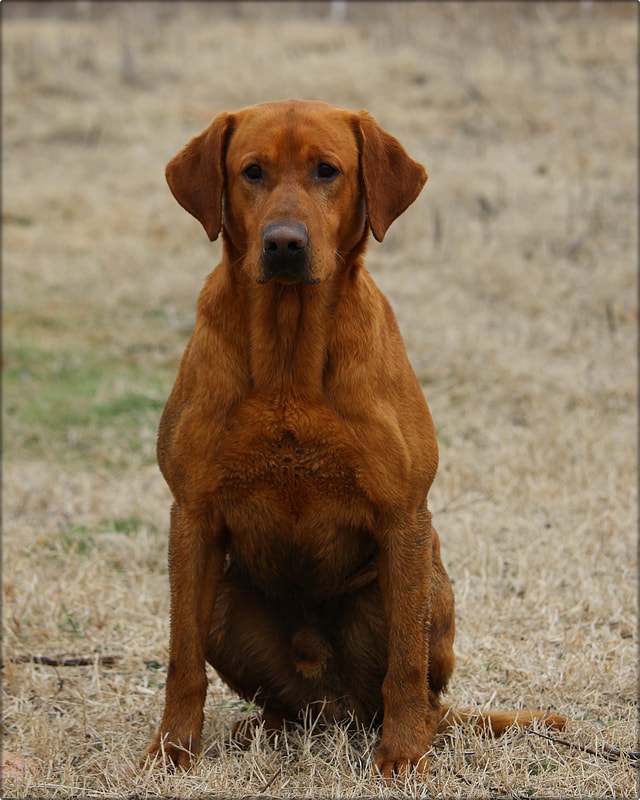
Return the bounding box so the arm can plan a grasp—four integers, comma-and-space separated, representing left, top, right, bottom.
525, 727, 640, 764
1, 653, 120, 668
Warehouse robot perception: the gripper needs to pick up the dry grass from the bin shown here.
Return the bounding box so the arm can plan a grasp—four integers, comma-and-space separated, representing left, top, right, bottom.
2, 2, 637, 797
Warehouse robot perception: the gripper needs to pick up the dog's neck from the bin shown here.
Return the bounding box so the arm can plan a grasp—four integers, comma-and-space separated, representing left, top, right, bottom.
243, 276, 343, 397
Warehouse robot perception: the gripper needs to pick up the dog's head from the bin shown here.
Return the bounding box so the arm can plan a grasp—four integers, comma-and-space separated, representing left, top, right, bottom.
165, 99, 427, 285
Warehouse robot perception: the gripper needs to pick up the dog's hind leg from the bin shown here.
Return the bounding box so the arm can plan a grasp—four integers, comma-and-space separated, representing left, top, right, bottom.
205, 573, 301, 728
206, 569, 365, 737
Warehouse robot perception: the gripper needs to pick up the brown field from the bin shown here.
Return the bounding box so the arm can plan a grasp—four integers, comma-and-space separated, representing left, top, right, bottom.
2, 2, 637, 797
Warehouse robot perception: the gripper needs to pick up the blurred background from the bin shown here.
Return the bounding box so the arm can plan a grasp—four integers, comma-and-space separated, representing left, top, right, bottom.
4, 1, 636, 467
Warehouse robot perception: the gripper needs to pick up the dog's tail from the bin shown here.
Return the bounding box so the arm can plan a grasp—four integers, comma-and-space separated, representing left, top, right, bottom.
437, 703, 566, 735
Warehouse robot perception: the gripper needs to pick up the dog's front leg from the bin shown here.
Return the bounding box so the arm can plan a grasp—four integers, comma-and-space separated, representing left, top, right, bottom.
374, 507, 437, 780
144, 503, 224, 769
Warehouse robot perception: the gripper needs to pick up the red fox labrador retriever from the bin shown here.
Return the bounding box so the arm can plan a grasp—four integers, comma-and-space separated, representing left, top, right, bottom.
144, 99, 564, 778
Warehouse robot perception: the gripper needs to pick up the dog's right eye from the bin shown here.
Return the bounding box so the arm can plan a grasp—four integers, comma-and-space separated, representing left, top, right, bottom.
243, 164, 263, 181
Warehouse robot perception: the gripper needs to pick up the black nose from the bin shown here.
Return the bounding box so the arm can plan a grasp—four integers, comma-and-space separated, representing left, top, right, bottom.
261, 221, 309, 281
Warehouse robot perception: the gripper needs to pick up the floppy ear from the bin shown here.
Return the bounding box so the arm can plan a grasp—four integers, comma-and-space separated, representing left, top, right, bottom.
165, 111, 233, 242
356, 110, 428, 242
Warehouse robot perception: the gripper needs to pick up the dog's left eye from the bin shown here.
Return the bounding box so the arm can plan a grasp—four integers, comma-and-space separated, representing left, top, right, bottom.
316, 163, 338, 180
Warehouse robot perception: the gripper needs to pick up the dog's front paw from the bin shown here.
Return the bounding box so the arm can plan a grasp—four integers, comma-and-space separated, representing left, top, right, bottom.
142, 731, 199, 771
373, 736, 432, 781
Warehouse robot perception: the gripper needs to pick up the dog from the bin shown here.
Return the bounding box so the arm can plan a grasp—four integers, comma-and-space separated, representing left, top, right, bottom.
144, 99, 565, 779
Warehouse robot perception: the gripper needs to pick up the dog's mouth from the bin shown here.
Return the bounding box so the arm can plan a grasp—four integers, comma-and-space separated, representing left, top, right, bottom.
278, 269, 321, 286
274, 269, 303, 285
257, 268, 320, 286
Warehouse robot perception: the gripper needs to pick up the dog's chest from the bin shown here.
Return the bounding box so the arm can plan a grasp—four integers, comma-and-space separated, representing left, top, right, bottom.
216, 401, 366, 514
212, 398, 376, 596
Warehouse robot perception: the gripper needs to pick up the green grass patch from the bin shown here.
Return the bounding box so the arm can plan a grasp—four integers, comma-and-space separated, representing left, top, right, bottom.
3, 336, 175, 467
109, 517, 149, 535
59, 602, 82, 637
60, 518, 154, 545
59, 527, 95, 556
91, 392, 166, 421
